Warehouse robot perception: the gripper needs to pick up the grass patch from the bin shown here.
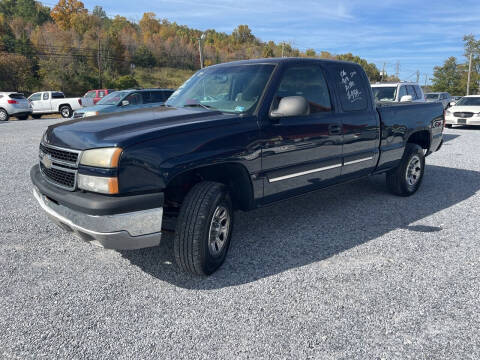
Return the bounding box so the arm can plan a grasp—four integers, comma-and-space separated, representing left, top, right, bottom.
134, 67, 195, 89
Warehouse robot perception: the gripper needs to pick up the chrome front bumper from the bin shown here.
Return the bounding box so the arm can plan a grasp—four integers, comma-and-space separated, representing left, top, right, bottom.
33, 187, 162, 250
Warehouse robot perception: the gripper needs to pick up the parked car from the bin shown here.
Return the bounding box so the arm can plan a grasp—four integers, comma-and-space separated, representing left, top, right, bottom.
371, 82, 425, 103
0, 92, 32, 121
31, 58, 444, 276
445, 95, 480, 127
73, 88, 174, 118
81, 89, 116, 107
28, 91, 82, 118
425, 92, 451, 109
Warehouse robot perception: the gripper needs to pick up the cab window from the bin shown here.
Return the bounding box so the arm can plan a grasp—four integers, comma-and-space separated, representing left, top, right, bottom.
125, 93, 143, 105
398, 86, 407, 100
29, 93, 41, 101
273, 65, 331, 113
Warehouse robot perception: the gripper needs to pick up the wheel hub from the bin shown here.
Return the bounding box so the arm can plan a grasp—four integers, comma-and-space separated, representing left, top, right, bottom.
208, 206, 230, 256
406, 155, 421, 186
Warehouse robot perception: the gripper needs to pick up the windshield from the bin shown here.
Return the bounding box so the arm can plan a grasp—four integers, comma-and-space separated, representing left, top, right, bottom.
97, 91, 129, 105
454, 97, 480, 106
425, 94, 440, 100
372, 86, 397, 102
166, 64, 275, 113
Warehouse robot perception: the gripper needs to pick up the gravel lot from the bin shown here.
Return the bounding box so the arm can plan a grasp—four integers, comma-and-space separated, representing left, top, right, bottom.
1, 119, 479, 359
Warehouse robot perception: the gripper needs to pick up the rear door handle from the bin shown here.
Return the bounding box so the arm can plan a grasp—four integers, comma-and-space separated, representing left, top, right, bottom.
328, 124, 342, 135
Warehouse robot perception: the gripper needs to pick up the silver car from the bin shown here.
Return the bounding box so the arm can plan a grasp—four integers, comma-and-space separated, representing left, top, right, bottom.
0, 92, 32, 121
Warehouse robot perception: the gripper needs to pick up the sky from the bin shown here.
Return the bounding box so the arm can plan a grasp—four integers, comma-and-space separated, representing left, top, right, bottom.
78, 0, 480, 83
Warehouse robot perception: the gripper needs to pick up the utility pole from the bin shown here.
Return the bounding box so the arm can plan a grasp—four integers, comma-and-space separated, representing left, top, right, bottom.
381, 62, 386, 82
424, 74, 428, 87
281, 42, 285, 58
416, 70, 420, 83
395, 61, 400, 80
198, 33, 205, 69
467, 52, 473, 95
97, 37, 102, 88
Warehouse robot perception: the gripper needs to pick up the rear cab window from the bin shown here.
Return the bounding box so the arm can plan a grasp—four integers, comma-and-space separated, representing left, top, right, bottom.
331, 64, 368, 111
52, 92, 65, 99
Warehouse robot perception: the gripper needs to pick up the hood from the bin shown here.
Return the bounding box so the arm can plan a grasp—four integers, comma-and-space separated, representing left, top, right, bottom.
43, 106, 239, 150
449, 105, 480, 114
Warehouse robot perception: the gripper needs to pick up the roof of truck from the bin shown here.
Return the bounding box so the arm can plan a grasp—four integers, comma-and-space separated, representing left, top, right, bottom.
208, 57, 364, 68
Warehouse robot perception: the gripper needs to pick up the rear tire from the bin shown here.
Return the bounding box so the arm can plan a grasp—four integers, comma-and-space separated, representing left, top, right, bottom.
173, 181, 233, 276
0, 108, 8, 121
17, 115, 28, 120
60, 105, 72, 118
386, 143, 425, 196
32, 114, 42, 119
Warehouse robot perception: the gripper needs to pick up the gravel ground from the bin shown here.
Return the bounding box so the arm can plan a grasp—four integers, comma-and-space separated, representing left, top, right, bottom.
1, 119, 480, 359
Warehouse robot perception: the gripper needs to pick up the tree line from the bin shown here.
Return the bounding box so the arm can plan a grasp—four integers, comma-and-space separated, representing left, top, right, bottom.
430, 35, 480, 96
1, 0, 396, 95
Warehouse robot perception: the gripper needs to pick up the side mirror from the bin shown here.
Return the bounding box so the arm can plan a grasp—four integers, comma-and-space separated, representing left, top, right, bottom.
270, 96, 310, 118
400, 95, 413, 102
121, 100, 130, 107
449, 101, 456, 107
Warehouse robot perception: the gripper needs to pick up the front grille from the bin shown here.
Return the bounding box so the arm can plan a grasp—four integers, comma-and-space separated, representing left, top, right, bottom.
40, 163, 76, 190
40, 143, 79, 164
39, 143, 81, 191
454, 112, 473, 118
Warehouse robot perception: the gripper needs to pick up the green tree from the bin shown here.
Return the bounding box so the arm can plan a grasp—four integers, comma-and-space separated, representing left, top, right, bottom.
232, 25, 255, 44
113, 74, 138, 89
133, 45, 156, 67
262, 44, 274, 58
0, 52, 37, 91
430, 56, 465, 95
92, 5, 106, 19
305, 48, 316, 57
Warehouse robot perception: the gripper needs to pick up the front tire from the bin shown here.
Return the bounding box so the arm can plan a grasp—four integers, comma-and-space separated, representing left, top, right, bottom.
386, 143, 425, 196
174, 181, 233, 276
17, 115, 28, 120
0, 108, 9, 121
32, 114, 42, 119
60, 105, 72, 118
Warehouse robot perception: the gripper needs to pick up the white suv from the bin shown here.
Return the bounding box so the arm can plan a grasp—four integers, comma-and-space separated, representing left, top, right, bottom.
0, 92, 33, 121
371, 82, 425, 103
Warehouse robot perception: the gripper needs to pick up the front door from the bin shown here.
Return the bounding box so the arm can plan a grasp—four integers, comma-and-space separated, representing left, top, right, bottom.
261, 63, 343, 202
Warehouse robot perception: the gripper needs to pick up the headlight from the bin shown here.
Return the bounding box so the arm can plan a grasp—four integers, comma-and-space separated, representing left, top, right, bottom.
474, 113, 480, 117
84, 111, 99, 117
80, 148, 122, 168
78, 174, 119, 194
445, 110, 452, 116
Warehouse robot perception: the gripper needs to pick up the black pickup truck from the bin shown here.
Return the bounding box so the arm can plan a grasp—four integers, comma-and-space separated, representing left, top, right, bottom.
31, 58, 444, 275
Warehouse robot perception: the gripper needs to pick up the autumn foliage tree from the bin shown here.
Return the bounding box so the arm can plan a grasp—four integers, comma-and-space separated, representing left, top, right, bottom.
50, 0, 87, 30
1, 1, 388, 94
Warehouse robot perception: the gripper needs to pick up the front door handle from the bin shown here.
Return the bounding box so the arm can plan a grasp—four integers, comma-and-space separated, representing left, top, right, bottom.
328, 124, 342, 135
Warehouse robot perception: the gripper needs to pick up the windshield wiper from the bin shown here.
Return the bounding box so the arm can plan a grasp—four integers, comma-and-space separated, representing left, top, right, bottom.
183, 103, 213, 110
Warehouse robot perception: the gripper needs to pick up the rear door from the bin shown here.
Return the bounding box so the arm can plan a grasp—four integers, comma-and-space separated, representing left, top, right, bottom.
38, 92, 52, 112
325, 62, 380, 178
261, 63, 343, 200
